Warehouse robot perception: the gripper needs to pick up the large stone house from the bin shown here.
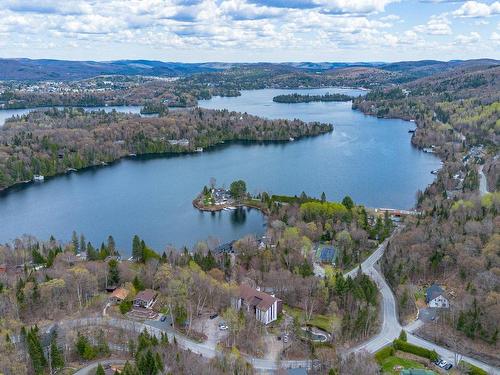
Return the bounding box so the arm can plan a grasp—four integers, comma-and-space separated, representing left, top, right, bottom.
234, 284, 282, 325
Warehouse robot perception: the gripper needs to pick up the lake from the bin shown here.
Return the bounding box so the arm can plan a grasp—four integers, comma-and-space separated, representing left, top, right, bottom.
0, 88, 440, 253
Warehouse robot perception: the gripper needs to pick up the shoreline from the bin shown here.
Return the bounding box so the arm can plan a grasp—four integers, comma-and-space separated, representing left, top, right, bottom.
192, 197, 268, 215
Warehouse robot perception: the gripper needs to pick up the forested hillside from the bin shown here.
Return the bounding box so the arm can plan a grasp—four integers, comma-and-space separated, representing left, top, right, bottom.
0, 108, 331, 190
354, 61, 500, 364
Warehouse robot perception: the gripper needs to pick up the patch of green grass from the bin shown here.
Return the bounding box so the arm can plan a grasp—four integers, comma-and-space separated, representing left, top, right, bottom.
414, 288, 425, 301
380, 356, 425, 375
284, 305, 338, 332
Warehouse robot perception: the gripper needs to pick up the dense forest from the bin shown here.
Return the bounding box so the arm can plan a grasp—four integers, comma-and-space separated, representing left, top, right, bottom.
0, 189, 390, 374
272, 93, 355, 103
0, 108, 331, 190
353, 61, 500, 363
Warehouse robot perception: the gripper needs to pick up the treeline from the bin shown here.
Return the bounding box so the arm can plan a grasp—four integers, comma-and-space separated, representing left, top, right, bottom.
0, 107, 332, 190
272, 92, 355, 103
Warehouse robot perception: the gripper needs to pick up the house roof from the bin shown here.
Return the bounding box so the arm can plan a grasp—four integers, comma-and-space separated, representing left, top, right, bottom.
239, 284, 280, 311
426, 284, 445, 302
214, 241, 235, 254
111, 287, 129, 300
134, 289, 157, 303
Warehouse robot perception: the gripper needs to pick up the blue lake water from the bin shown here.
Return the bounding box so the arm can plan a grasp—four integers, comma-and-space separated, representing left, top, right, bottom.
0, 88, 440, 254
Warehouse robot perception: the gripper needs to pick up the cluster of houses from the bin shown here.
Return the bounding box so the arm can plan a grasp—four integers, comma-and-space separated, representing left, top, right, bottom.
211, 188, 233, 206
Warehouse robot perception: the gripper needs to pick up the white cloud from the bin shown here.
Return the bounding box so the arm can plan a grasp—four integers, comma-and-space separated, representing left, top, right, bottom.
452, 1, 500, 17
455, 31, 481, 44
414, 15, 452, 35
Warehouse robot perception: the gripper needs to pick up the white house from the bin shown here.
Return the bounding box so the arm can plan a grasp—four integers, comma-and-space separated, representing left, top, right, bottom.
235, 284, 282, 325
426, 284, 449, 308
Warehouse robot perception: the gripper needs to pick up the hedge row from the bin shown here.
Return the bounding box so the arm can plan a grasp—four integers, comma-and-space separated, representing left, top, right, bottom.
393, 339, 438, 361
375, 346, 395, 363
459, 361, 488, 375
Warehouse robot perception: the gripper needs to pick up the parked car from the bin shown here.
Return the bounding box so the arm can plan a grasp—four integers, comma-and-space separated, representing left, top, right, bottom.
210, 313, 218, 319
439, 360, 448, 368
444, 363, 453, 370
160, 315, 167, 322
283, 334, 289, 343
219, 322, 228, 330
433, 358, 442, 366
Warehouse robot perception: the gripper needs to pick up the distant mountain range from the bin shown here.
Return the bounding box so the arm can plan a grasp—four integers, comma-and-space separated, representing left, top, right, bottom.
0, 58, 498, 81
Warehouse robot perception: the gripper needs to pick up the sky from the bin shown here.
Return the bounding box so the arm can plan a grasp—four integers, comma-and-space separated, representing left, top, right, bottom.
0, 0, 499, 62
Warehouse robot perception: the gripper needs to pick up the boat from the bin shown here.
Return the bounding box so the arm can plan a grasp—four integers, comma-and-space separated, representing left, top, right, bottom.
226, 206, 237, 210
66, 168, 77, 172
195, 147, 203, 152
128, 153, 137, 157
33, 175, 44, 182
408, 129, 416, 133
431, 169, 439, 175
289, 137, 295, 141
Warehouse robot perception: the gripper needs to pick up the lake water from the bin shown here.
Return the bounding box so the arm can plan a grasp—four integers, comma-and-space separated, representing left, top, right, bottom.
0, 88, 440, 253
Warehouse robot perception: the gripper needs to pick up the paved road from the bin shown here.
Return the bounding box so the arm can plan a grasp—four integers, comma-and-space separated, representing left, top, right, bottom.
73, 359, 128, 375
479, 165, 490, 196
347, 231, 499, 374
26, 228, 499, 373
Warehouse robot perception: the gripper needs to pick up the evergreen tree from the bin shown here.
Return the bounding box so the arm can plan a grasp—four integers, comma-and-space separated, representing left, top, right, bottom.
96, 363, 105, 375
321, 191, 326, 203
87, 242, 98, 261
108, 259, 120, 286
79, 234, 86, 253
107, 235, 116, 255
137, 349, 158, 375
133, 275, 145, 291
132, 235, 143, 261
71, 231, 79, 253
26, 326, 47, 375
50, 331, 65, 371
342, 195, 354, 210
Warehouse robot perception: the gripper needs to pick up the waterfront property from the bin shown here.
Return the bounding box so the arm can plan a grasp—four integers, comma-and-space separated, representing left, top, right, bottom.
234, 284, 282, 325
0, 88, 440, 252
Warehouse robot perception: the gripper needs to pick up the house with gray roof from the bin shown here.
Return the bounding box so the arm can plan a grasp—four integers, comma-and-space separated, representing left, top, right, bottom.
426, 284, 449, 308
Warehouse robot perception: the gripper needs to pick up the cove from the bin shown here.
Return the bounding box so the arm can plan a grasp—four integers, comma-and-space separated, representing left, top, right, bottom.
0, 88, 440, 253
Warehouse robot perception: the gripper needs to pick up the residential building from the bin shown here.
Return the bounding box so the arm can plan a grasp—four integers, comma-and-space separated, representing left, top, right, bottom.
110, 287, 129, 304
426, 284, 449, 308
234, 284, 282, 325
133, 289, 158, 309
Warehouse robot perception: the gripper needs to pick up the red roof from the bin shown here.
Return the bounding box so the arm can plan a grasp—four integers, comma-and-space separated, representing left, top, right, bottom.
239, 284, 280, 311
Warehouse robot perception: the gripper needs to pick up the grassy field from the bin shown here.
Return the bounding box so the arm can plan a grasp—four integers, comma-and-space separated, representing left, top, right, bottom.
380, 356, 427, 374
284, 304, 339, 332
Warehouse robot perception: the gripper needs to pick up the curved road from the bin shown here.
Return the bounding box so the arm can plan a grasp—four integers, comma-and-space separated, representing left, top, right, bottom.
31, 229, 499, 373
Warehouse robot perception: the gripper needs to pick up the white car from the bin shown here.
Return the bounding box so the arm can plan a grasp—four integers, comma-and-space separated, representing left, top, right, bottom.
219, 323, 229, 330
439, 360, 448, 368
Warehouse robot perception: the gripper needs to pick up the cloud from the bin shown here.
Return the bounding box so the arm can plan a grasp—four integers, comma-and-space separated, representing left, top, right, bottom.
455, 31, 481, 43
452, 1, 500, 17
414, 15, 452, 35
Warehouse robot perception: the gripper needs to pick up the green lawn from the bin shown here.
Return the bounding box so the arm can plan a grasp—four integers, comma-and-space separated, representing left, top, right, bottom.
380, 356, 427, 375
284, 305, 339, 332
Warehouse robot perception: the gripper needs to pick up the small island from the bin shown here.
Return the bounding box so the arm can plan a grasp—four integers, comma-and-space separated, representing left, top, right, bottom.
272, 92, 355, 103
193, 179, 248, 212
140, 100, 169, 115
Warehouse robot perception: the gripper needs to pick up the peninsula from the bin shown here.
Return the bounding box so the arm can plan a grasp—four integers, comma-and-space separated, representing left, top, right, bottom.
272, 92, 355, 103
